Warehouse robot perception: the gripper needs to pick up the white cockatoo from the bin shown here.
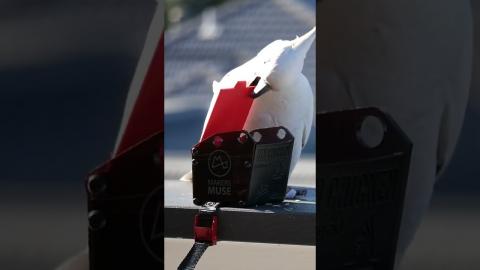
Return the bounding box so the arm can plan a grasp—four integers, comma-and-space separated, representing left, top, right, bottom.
181, 28, 316, 181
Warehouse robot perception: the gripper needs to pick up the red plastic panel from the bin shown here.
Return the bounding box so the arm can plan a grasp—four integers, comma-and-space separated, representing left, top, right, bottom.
201, 81, 255, 141
116, 34, 164, 155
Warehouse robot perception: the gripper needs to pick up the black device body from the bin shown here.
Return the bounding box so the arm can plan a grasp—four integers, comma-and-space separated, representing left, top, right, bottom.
86, 132, 164, 269
316, 108, 412, 270
191, 126, 294, 206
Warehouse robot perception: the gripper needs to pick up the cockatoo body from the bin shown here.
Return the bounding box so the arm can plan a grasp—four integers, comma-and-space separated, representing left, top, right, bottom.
182, 27, 316, 181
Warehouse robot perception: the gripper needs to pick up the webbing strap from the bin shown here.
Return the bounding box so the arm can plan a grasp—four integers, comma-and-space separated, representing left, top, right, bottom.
177, 242, 210, 270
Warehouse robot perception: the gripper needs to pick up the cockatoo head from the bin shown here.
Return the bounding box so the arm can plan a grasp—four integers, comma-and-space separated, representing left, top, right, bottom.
252, 27, 316, 96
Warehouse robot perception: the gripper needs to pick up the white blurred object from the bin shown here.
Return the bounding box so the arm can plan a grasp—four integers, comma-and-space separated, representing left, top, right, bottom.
198, 8, 223, 40
285, 188, 297, 199
168, 6, 184, 24
317, 0, 473, 268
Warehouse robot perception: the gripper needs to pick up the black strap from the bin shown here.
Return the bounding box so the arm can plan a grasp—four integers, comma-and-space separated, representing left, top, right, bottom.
177, 202, 220, 270
177, 242, 210, 270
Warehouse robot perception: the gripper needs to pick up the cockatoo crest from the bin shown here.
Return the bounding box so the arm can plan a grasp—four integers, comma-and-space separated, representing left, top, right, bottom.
251, 27, 316, 94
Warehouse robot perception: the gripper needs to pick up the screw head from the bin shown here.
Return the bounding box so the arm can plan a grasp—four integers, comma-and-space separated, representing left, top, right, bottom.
87, 174, 107, 196
356, 115, 386, 149
88, 210, 106, 231
212, 136, 223, 147
276, 128, 286, 140
244, 161, 252, 168
237, 132, 249, 144
192, 147, 199, 157
252, 131, 262, 143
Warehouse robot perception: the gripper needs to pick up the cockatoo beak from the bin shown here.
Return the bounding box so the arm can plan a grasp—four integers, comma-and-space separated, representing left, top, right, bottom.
292, 27, 316, 58
250, 76, 271, 98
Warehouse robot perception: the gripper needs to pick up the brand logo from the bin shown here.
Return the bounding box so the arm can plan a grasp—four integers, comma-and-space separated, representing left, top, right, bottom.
207, 179, 232, 196
208, 150, 231, 177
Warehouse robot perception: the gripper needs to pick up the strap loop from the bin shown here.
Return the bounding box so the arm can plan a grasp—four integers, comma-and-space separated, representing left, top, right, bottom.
178, 202, 220, 270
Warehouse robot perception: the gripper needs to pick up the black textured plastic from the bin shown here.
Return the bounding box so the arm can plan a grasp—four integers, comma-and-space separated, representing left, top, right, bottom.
316, 108, 412, 270
192, 126, 294, 206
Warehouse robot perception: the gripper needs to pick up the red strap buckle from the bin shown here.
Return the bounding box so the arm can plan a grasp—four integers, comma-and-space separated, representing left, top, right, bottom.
194, 212, 218, 245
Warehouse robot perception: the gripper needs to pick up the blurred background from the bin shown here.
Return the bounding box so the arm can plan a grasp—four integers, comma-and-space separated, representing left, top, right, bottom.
0, 1, 157, 269
0, 0, 479, 269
